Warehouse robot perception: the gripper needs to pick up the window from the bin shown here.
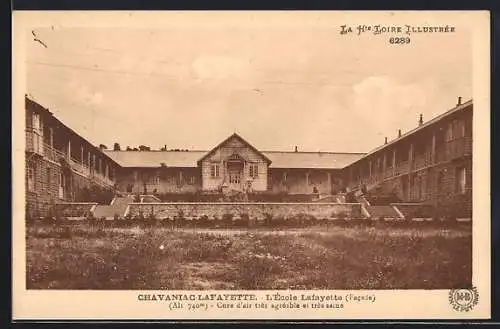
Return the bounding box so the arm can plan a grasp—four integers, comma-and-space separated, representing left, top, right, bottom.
27, 163, 35, 192
46, 167, 51, 185
32, 112, 41, 132
437, 171, 444, 194
445, 122, 453, 142
188, 176, 196, 185
210, 164, 220, 178
178, 171, 184, 186
456, 167, 466, 194
249, 164, 259, 178
446, 120, 465, 141
229, 174, 240, 184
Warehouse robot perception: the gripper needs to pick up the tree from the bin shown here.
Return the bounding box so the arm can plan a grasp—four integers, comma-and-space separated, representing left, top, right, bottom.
126, 146, 132, 151
138, 145, 151, 151
113, 143, 121, 151
99, 144, 108, 150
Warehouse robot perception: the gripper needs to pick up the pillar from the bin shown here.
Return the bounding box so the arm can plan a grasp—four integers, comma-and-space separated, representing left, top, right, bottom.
305, 171, 310, 192
392, 150, 396, 176
67, 139, 71, 160
408, 144, 413, 200
49, 127, 54, 147
431, 132, 436, 163
327, 172, 332, 194
80, 146, 84, 163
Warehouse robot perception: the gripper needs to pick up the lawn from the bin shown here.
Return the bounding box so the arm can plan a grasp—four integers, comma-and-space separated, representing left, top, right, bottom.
26, 221, 472, 290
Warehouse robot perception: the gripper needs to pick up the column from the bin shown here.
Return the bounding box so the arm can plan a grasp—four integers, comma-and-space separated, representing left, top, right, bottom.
49, 127, 54, 147
67, 139, 71, 160
327, 172, 332, 194
80, 146, 84, 163
408, 144, 413, 200
431, 132, 436, 163
408, 143, 413, 173
305, 171, 310, 192
383, 154, 387, 177
392, 150, 396, 176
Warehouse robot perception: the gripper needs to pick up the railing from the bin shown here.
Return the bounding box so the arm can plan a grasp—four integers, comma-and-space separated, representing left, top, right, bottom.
92, 172, 115, 187
43, 142, 66, 162
384, 166, 394, 178
25, 130, 44, 155
436, 138, 472, 163
413, 151, 433, 171
70, 157, 91, 176
394, 161, 409, 176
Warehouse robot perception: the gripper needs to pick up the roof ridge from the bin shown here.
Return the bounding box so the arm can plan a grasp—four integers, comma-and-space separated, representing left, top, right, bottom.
262, 150, 366, 154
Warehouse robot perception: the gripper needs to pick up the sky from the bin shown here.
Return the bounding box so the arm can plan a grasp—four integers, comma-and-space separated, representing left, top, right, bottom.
26, 19, 472, 153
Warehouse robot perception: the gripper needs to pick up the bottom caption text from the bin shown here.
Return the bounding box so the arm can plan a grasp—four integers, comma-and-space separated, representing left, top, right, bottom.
137, 292, 376, 312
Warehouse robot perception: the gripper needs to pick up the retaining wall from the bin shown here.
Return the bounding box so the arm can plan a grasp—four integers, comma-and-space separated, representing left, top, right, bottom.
126, 202, 363, 220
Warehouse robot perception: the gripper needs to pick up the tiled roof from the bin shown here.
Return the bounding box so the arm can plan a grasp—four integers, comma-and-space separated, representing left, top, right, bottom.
103, 150, 206, 168
264, 151, 365, 169
104, 150, 365, 169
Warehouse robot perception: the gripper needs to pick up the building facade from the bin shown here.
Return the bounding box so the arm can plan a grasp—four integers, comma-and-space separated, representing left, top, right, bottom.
25, 97, 119, 218
343, 99, 473, 217
106, 133, 358, 196
23, 96, 473, 218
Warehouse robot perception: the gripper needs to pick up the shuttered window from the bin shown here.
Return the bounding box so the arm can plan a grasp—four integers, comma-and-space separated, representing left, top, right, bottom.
249, 164, 259, 178
210, 164, 220, 178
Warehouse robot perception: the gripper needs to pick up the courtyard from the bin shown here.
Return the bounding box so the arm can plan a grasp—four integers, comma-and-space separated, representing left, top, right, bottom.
26, 221, 472, 290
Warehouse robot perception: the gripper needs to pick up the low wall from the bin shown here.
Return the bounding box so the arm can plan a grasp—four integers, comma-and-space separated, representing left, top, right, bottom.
126, 202, 363, 221
54, 202, 97, 218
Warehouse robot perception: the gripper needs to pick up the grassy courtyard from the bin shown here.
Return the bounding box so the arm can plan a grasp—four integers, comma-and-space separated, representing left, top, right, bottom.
26, 221, 472, 290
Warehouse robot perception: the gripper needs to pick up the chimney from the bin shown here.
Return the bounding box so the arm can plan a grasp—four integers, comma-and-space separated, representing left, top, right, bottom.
457, 96, 462, 106
294, 146, 298, 152
384, 137, 388, 144
398, 129, 402, 138
418, 114, 423, 126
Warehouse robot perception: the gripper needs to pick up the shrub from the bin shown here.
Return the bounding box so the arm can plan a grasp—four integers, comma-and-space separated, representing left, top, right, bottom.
234, 213, 250, 228
263, 213, 273, 227
174, 210, 185, 227
336, 211, 348, 220
222, 213, 234, 226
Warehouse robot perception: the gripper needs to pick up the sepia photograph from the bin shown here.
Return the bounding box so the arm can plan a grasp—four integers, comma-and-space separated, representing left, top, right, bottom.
13, 11, 490, 320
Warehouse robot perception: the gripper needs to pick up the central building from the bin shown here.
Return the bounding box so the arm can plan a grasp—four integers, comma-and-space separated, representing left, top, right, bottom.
105, 133, 361, 196
197, 134, 272, 192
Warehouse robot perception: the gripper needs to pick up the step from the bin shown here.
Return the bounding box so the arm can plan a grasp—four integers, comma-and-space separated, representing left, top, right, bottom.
365, 205, 402, 220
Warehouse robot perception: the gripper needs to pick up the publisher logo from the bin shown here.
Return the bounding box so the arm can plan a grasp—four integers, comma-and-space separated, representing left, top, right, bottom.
449, 287, 479, 312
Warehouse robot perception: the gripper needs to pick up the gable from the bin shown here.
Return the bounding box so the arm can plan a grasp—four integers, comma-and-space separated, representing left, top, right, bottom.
197, 133, 272, 165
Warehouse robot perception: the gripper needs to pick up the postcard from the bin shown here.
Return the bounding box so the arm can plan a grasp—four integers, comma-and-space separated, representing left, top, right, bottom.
12, 10, 490, 320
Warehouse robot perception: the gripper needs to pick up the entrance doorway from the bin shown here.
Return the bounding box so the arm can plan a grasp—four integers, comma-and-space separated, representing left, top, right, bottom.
226, 159, 243, 190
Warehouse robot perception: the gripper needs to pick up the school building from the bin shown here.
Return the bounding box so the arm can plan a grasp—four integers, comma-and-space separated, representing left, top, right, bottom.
24, 95, 473, 219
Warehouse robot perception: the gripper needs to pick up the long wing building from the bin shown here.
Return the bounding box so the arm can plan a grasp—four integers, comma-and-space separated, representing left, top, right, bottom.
24, 95, 473, 219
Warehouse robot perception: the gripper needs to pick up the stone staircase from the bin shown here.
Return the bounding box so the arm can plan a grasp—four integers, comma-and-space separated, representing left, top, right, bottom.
92, 195, 134, 219
313, 195, 338, 203
140, 194, 161, 203
356, 195, 371, 207
364, 205, 403, 221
